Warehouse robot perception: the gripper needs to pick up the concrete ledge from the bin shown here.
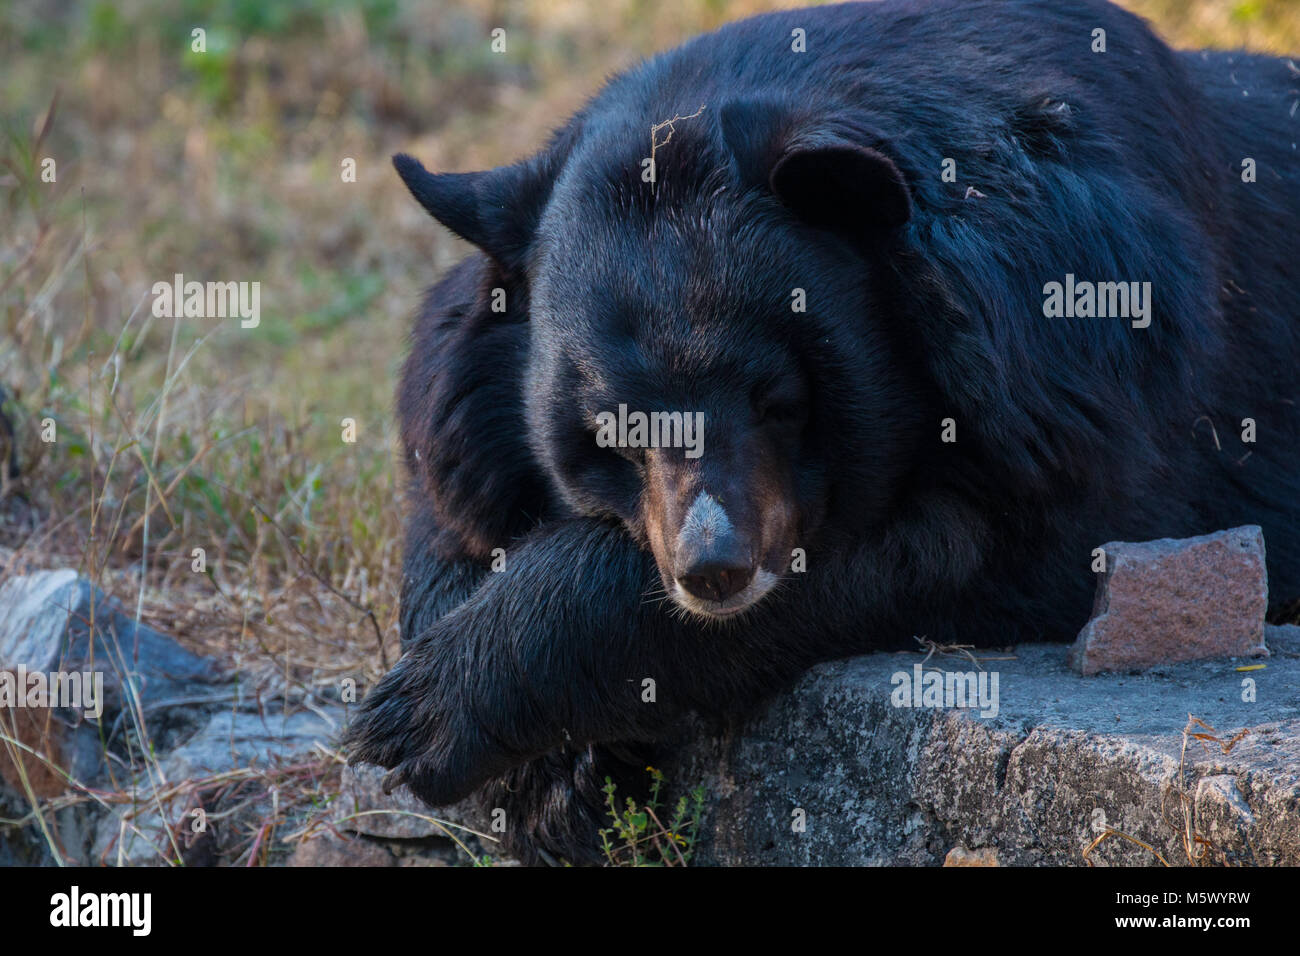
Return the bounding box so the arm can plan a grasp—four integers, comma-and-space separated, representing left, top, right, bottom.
670, 626, 1300, 866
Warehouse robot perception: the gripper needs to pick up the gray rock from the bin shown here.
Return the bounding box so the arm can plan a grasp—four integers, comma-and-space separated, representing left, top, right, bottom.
0, 569, 79, 671
162, 708, 341, 779
0, 570, 221, 864
0, 569, 216, 713
1070, 526, 1269, 675
91, 705, 346, 865
669, 625, 1300, 866
287, 831, 397, 867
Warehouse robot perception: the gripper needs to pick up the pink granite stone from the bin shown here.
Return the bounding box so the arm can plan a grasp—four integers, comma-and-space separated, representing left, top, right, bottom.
1070, 526, 1270, 675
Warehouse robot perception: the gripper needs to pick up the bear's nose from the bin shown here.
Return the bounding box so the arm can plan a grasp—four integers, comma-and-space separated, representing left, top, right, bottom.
677, 560, 754, 603
673, 490, 754, 603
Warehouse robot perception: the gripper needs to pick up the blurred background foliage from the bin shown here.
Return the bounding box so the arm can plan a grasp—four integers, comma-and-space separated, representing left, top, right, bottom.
0, 0, 1297, 674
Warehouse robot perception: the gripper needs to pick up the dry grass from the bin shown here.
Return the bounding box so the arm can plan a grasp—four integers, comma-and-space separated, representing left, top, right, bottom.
1082, 713, 1252, 867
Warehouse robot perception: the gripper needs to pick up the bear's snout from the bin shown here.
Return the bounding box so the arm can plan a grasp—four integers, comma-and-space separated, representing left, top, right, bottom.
674, 491, 755, 603
640, 439, 797, 620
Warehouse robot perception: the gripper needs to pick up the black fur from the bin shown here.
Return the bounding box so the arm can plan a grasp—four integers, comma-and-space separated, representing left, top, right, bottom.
348, 0, 1300, 864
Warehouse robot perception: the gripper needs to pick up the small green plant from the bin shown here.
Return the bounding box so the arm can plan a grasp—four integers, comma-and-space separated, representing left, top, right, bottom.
598, 766, 706, 867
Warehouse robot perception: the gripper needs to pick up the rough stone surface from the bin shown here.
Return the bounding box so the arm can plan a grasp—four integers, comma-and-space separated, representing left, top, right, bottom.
288, 831, 398, 867
90, 705, 346, 865
944, 847, 999, 866
665, 625, 1300, 866
0, 570, 79, 670
1070, 526, 1269, 675
161, 709, 341, 779
0, 569, 377, 865
0, 569, 217, 708
0, 570, 222, 824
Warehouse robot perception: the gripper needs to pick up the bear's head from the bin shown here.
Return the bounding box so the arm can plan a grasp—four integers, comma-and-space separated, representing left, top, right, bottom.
395, 98, 931, 620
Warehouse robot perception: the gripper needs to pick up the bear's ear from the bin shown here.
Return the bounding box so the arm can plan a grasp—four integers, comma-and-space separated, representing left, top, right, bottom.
719, 99, 912, 232
393, 151, 557, 275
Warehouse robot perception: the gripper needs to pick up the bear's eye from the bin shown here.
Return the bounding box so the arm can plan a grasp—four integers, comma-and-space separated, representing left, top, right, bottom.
753, 375, 808, 428
588, 425, 645, 465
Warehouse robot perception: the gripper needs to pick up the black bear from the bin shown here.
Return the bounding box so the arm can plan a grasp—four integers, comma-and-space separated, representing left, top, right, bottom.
347, 0, 1300, 864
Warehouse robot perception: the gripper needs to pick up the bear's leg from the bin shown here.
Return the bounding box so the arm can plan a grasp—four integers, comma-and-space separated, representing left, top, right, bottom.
396, 505, 659, 864
347, 517, 834, 807
397, 496, 490, 650
396, 503, 661, 864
